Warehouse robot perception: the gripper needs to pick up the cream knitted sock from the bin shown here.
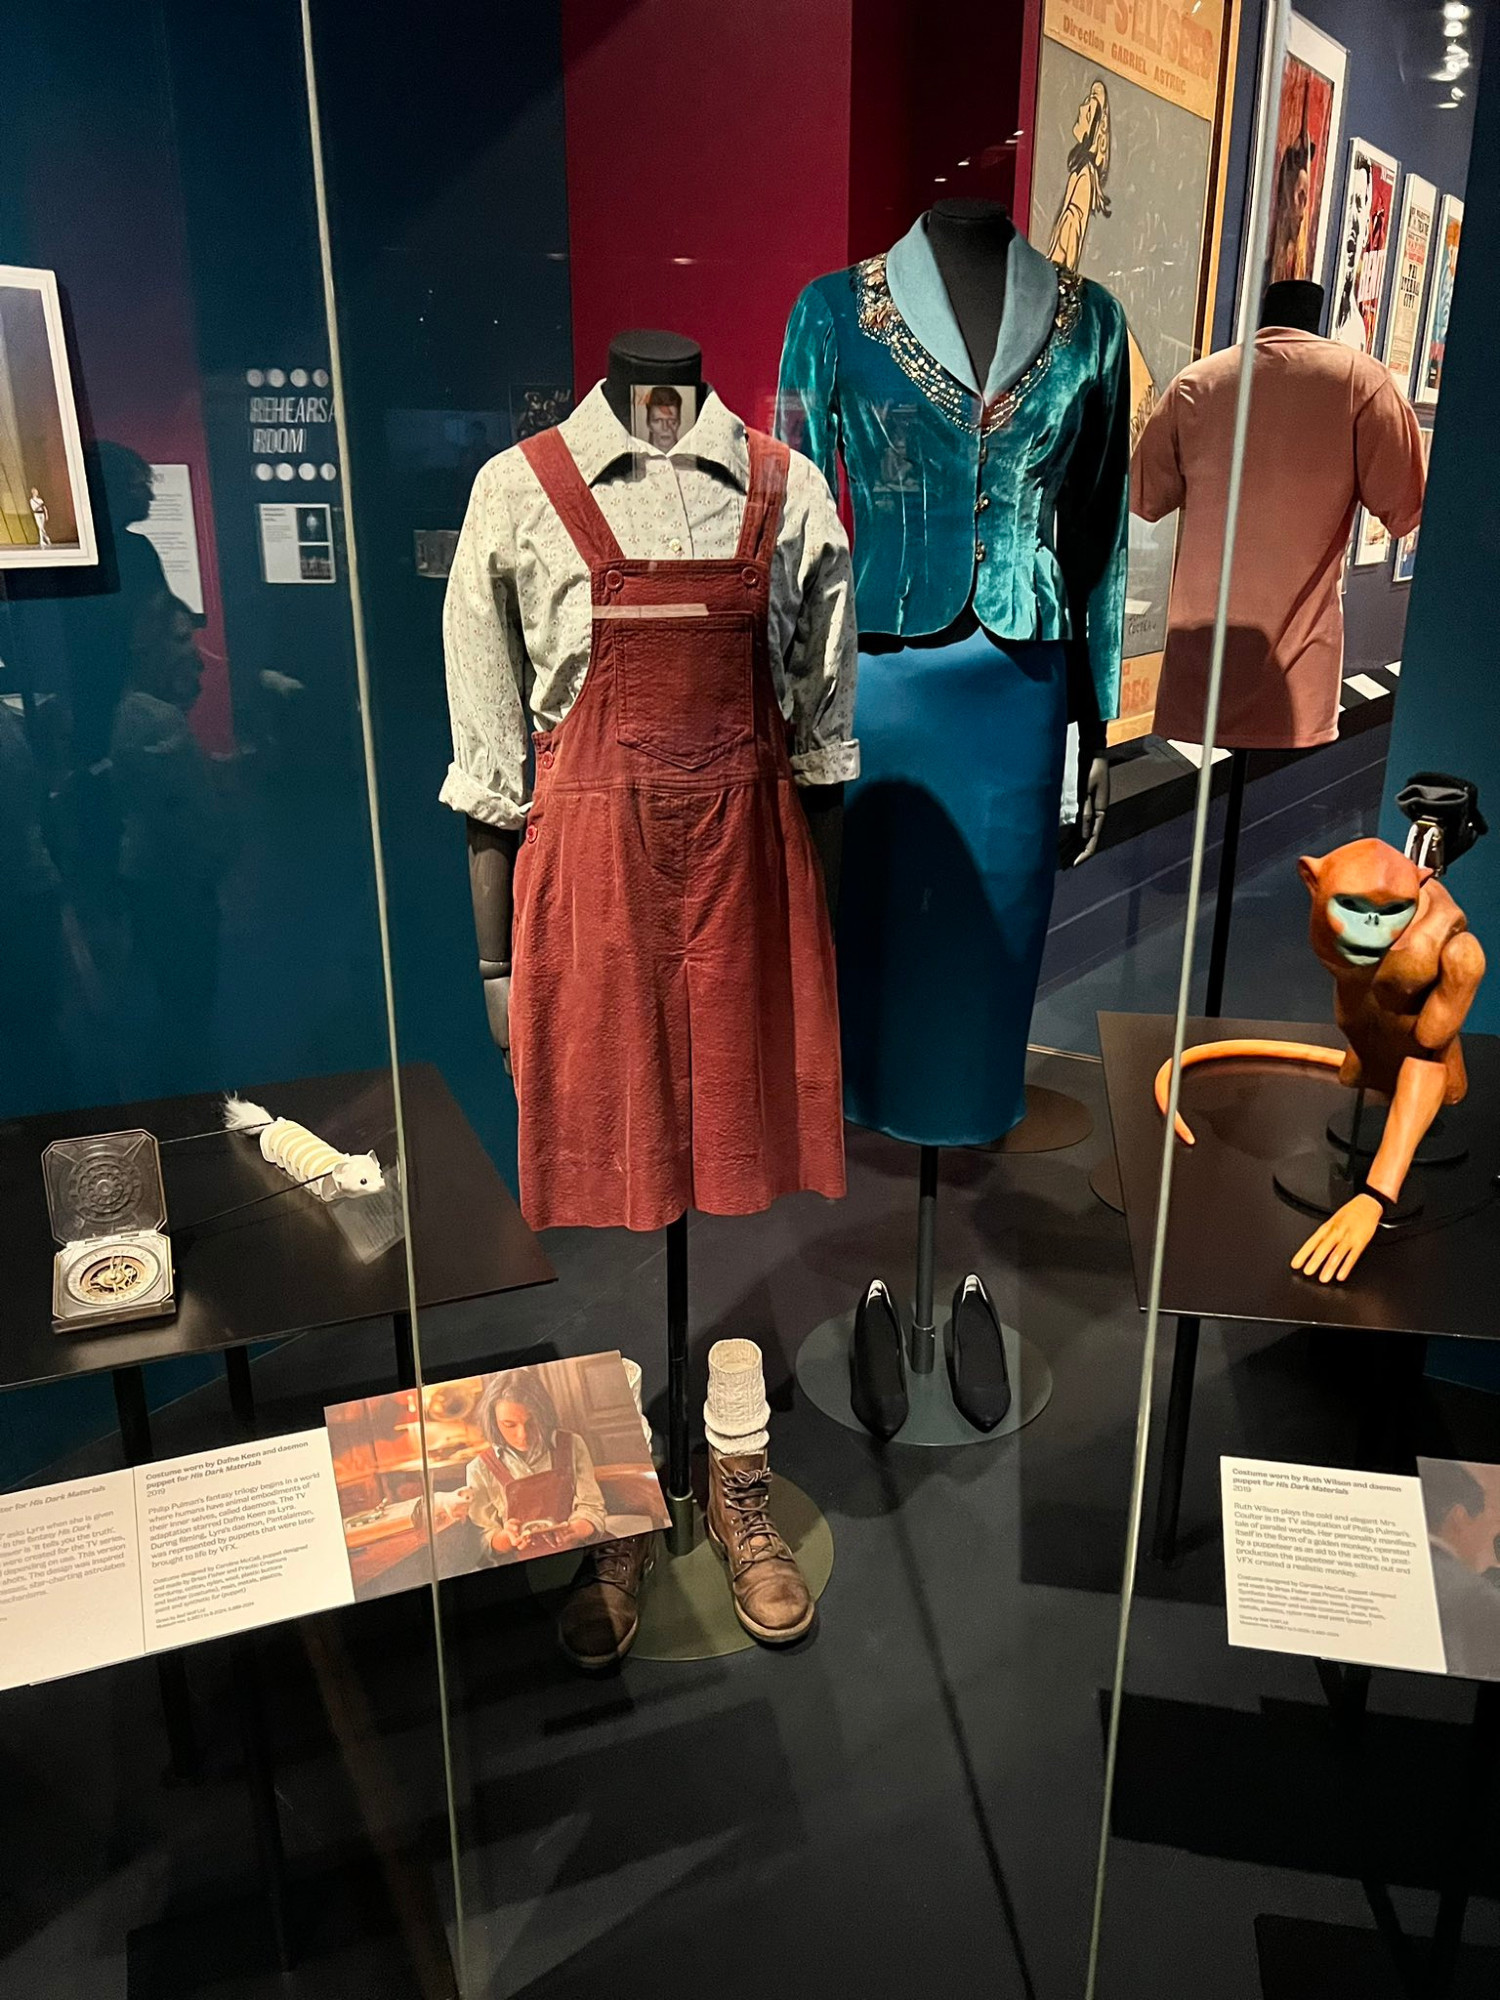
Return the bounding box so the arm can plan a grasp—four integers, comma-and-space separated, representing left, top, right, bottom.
622, 1356, 652, 1447
704, 1338, 770, 1457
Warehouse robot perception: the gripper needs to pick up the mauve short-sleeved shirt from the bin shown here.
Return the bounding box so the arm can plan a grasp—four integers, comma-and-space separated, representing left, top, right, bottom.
1133, 328, 1426, 750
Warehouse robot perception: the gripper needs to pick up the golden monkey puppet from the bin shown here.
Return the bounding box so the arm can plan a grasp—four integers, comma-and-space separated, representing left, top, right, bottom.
1291, 838, 1485, 1282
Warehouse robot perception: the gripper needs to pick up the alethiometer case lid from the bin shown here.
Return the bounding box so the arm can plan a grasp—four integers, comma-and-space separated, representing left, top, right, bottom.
42, 1130, 168, 1245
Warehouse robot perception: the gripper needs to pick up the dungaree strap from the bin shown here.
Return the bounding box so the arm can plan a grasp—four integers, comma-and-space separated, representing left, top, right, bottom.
519, 428, 625, 567
735, 431, 790, 568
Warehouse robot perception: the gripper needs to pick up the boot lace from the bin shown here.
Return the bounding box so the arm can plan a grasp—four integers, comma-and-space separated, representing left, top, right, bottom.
592, 1536, 645, 1589
720, 1467, 790, 1567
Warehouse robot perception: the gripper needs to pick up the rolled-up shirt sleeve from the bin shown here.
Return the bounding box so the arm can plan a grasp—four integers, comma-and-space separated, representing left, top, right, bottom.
439, 461, 530, 829
1130, 373, 1185, 522
780, 455, 860, 787
1356, 376, 1426, 540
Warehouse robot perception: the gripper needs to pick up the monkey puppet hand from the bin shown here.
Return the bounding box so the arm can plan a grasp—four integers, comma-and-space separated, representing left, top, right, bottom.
1291, 1192, 1384, 1284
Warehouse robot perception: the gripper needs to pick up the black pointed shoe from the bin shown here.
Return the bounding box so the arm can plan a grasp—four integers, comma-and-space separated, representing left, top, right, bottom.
850, 1278, 908, 1439
948, 1274, 1012, 1431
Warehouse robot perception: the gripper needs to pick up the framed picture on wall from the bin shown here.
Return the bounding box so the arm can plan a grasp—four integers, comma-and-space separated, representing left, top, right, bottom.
0, 264, 97, 570
1352, 503, 1392, 569
1328, 139, 1400, 354
1392, 427, 1433, 583
1383, 173, 1437, 389
1415, 194, 1463, 408
1239, 12, 1348, 322
1028, 0, 1240, 743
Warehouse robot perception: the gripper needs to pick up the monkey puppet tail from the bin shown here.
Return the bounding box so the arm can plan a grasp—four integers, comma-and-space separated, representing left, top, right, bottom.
1154, 1040, 1346, 1144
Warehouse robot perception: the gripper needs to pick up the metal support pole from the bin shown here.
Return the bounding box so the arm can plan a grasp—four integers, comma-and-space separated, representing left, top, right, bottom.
392, 1308, 416, 1390
909, 1146, 940, 1375
233, 1638, 295, 1973
113, 1367, 199, 1782
1151, 1316, 1202, 1565
225, 1346, 257, 1438
665, 1212, 693, 1556
1347, 1083, 1369, 1167
1429, 1679, 1500, 1996
1203, 749, 1249, 1018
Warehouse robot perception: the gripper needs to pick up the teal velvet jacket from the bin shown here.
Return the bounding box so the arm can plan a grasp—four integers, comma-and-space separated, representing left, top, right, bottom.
776, 220, 1130, 721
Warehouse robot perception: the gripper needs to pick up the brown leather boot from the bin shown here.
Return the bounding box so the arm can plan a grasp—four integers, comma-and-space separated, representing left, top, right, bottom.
706, 1450, 814, 1644
556, 1534, 656, 1670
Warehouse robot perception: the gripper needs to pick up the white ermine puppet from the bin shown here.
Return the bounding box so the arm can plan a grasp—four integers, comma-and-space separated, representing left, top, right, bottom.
223, 1096, 384, 1200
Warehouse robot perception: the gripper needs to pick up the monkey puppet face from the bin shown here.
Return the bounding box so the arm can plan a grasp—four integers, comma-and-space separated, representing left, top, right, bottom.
1298, 839, 1426, 973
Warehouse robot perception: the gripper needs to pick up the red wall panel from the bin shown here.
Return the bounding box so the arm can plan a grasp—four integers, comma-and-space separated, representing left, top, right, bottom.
561, 0, 854, 432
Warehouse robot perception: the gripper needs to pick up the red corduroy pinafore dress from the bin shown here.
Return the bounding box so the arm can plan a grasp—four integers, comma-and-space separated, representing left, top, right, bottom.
510, 424, 845, 1232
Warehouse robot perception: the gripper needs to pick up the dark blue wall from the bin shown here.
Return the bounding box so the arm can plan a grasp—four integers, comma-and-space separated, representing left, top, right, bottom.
0, 0, 572, 1482
1380, 17, 1500, 1032
311, 0, 575, 1193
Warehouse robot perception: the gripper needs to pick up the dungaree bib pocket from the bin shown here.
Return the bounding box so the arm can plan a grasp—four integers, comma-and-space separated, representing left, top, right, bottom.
614, 610, 756, 770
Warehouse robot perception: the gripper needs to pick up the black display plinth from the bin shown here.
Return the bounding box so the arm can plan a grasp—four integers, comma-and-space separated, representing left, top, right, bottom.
1098, 1014, 1500, 1564
1100, 1014, 1500, 1339
0, 1062, 553, 1393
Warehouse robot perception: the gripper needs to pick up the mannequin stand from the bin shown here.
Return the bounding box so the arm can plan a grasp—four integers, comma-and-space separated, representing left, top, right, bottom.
978, 1083, 1093, 1155
664, 1213, 693, 1557
798, 1146, 1054, 1446
1093, 748, 1249, 1215
1202, 747, 1249, 1019
1271, 1079, 1477, 1231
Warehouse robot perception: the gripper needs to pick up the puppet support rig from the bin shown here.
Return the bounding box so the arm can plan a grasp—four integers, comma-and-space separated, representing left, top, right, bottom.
1154, 775, 1489, 1284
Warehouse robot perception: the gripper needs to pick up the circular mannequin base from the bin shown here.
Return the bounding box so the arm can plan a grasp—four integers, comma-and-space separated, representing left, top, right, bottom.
1327, 1102, 1467, 1167
1273, 1150, 1423, 1222
1089, 1156, 1126, 1213
974, 1084, 1094, 1155
796, 1305, 1053, 1446
527, 1477, 833, 1664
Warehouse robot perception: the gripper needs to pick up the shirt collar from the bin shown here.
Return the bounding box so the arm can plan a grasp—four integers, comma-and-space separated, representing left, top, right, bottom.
885, 215, 1060, 399
559, 381, 750, 487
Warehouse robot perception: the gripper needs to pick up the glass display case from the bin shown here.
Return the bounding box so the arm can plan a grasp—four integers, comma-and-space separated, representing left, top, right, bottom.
1, 1, 1496, 1995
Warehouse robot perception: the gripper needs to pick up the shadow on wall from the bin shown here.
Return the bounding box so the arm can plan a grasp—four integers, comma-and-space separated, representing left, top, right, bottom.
0, 436, 388, 1125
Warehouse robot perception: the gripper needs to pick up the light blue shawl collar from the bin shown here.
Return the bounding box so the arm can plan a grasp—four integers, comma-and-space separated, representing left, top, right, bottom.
885, 214, 1061, 399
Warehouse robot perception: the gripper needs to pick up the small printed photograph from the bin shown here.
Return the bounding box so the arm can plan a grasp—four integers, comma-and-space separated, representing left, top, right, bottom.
1418, 1457, 1500, 1681
1417, 193, 1464, 408
630, 381, 697, 453
1392, 428, 1432, 582
325, 1353, 667, 1603
414, 528, 460, 579
1328, 138, 1399, 354
0, 264, 97, 569
1351, 502, 1390, 568
509, 383, 572, 443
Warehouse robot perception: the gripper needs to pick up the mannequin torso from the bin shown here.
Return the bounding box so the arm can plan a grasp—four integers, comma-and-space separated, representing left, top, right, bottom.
466, 332, 843, 1065
927, 199, 1107, 860
925, 198, 1013, 390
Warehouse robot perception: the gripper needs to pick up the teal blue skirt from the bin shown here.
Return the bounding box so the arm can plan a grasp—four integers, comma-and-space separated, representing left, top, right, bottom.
838, 631, 1068, 1147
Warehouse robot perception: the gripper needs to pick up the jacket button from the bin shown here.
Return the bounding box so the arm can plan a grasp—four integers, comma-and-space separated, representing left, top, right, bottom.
604, 568, 624, 592
741, 565, 759, 588
524, 823, 538, 844
976, 493, 990, 512
978, 442, 988, 465
975, 541, 986, 563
